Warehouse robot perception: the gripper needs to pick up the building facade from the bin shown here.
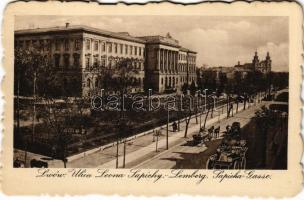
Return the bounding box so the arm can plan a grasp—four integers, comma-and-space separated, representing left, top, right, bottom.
139, 33, 197, 93
15, 24, 197, 96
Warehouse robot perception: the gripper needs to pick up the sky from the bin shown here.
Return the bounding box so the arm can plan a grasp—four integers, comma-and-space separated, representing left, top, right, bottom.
15, 16, 289, 72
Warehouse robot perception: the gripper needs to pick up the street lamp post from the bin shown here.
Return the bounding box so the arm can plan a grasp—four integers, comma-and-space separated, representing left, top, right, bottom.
211, 95, 216, 118
204, 89, 208, 112
155, 130, 159, 152
199, 109, 202, 129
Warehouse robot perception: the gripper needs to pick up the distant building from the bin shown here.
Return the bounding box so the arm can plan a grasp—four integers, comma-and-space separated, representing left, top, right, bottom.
197, 51, 272, 85
15, 24, 197, 96
234, 51, 272, 74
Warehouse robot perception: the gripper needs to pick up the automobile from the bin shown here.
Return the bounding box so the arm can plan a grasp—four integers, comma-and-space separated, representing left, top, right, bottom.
206, 138, 247, 169
206, 121, 247, 169
231, 122, 241, 134
223, 121, 241, 140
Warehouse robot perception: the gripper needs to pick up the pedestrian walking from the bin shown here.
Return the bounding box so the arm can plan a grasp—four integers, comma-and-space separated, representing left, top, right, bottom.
226, 125, 231, 135
214, 126, 220, 138
230, 103, 234, 117
51, 145, 57, 159
172, 121, 177, 132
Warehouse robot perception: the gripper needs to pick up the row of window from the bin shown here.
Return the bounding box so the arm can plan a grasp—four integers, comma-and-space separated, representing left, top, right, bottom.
160, 76, 196, 86
55, 39, 81, 51
16, 39, 146, 57
179, 55, 196, 62
85, 39, 144, 56
159, 63, 196, 73
16, 40, 52, 51
188, 56, 196, 63
16, 39, 81, 52
178, 54, 196, 63
53, 52, 145, 70
179, 54, 187, 61
161, 76, 178, 87
85, 56, 144, 70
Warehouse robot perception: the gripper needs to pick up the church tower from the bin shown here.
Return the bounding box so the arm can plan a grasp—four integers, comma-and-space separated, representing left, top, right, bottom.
265, 52, 271, 73
252, 51, 259, 71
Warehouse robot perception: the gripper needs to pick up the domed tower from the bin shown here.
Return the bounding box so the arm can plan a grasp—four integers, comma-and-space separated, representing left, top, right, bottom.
252, 51, 259, 71
265, 52, 272, 73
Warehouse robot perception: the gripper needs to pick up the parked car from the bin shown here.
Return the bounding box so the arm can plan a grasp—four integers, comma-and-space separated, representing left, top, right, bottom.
206, 138, 247, 169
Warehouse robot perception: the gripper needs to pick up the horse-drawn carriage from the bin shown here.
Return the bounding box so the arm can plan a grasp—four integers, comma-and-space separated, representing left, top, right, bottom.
192, 125, 221, 145
192, 131, 211, 145
206, 122, 248, 169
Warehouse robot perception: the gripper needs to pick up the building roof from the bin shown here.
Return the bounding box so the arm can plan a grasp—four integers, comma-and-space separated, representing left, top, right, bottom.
138, 35, 180, 47
15, 25, 146, 44
179, 47, 197, 54
201, 66, 234, 73
138, 33, 196, 53
15, 25, 197, 53
234, 63, 253, 72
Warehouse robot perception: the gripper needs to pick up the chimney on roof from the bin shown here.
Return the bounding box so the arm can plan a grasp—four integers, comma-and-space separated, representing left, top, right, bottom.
65, 23, 70, 28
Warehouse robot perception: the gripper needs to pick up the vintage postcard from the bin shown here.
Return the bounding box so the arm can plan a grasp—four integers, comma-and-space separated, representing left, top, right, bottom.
1, 0, 302, 197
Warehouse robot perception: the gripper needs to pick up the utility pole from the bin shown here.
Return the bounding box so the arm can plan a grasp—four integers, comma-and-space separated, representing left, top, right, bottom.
116, 129, 119, 168
123, 139, 126, 168
199, 110, 202, 129
204, 89, 208, 112
155, 130, 159, 152
211, 96, 216, 118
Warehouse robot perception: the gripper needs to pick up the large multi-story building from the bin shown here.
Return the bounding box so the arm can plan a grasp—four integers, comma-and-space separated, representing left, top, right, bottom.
14, 24, 197, 96
139, 33, 197, 93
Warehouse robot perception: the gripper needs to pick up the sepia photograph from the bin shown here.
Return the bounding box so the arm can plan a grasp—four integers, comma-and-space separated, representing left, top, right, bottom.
13, 15, 289, 170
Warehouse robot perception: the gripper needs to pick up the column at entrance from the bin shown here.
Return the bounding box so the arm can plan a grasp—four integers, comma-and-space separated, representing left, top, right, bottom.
166, 50, 169, 72
157, 48, 160, 70
162, 49, 165, 72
